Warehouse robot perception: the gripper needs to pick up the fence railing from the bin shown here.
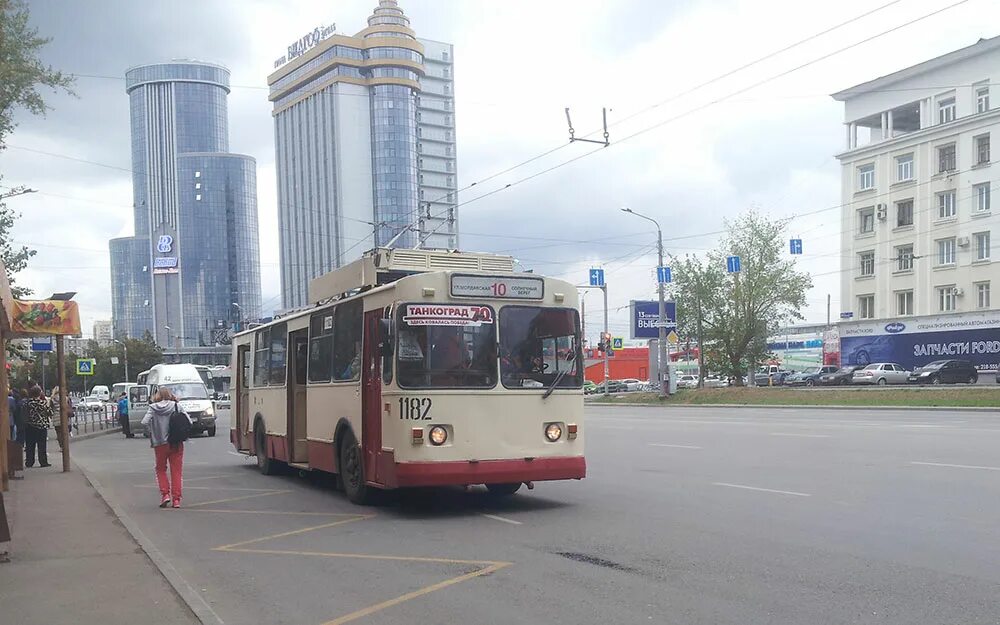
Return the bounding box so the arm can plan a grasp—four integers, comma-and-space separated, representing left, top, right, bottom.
68, 404, 119, 435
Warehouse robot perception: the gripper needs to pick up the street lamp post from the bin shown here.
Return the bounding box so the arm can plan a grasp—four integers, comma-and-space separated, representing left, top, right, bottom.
113, 339, 129, 383
621, 207, 670, 398
231, 302, 243, 332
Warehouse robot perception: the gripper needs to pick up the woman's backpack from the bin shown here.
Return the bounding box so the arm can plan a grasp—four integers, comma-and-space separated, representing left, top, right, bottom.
167, 402, 191, 446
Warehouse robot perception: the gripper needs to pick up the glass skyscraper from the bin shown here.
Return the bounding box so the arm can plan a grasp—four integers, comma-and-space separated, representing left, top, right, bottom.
271, 0, 458, 309
111, 61, 261, 350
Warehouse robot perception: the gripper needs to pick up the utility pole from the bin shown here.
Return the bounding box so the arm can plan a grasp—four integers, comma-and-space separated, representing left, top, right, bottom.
114, 339, 129, 383
826, 294, 831, 329
602, 283, 609, 396
621, 207, 670, 398
57, 336, 70, 472
696, 292, 706, 388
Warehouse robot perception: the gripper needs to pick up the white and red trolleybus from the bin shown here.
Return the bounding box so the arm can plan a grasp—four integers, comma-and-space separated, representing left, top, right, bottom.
230, 248, 585, 503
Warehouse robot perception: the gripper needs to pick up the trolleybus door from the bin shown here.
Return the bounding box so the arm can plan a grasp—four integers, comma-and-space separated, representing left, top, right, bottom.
235, 344, 251, 451
288, 330, 309, 463
362, 309, 383, 484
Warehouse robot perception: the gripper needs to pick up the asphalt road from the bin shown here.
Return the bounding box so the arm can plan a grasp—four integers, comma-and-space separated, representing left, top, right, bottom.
71, 406, 1000, 625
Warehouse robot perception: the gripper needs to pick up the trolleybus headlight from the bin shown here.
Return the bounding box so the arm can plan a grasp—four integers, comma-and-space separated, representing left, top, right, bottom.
429, 425, 448, 446
545, 423, 563, 442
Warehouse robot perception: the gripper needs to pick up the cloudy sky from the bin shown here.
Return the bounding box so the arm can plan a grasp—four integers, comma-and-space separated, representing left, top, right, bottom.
2, 0, 996, 342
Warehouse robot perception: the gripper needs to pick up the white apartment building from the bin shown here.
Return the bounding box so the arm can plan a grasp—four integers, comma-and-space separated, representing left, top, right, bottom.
92, 319, 114, 346
835, 36, 1000, 321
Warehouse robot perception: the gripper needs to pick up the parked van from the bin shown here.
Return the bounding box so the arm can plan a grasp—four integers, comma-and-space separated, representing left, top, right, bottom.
111, 382, 136, 400
90, 385, 111, 402
132, 364, 216, 437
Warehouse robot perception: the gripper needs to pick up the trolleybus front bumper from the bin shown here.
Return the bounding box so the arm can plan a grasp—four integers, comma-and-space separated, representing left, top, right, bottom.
392, 456, 586, 488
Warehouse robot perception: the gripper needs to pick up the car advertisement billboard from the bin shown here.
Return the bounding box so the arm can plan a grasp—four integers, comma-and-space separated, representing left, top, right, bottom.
838, 312, 1000, 370
630, 300, 676, 340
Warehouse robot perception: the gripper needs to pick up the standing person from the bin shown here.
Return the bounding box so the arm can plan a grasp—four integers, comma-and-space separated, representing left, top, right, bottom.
141, 389, 192, 508
50, 386, 66, 449
23, 386, 52, 468
11, 389, 25, 445
117, 392, 133, 438
7, 389, 17, 442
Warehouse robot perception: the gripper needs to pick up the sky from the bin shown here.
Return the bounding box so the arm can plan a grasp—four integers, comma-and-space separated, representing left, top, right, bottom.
2, 0, 997, 343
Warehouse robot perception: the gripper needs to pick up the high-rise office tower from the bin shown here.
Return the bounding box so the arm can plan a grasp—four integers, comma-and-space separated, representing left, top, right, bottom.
110, 60, 262, 350
270, 1, 458, 309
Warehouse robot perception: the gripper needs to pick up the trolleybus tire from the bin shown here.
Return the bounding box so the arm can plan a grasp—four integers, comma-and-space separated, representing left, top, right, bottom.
255, 420, 281, 476
339, 430, 371, 504
486, 483, 521, 496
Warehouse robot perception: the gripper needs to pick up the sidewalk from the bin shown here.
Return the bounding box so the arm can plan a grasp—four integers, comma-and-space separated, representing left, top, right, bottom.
0, 465, 199, 625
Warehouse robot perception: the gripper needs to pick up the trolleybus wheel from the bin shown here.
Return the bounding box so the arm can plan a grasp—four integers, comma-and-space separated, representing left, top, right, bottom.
255, 420, 279, 476
339, 431, 371, 504
486, 483, 521, 496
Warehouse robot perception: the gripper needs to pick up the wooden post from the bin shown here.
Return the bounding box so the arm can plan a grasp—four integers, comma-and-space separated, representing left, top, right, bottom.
0, 331, 8, 491
57, 336, 69, 472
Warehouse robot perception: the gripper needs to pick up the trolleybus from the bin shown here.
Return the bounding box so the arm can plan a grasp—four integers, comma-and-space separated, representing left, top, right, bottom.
230, 248, 585, 503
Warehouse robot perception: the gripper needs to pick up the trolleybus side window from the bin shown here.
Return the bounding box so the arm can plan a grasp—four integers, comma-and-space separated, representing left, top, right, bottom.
308, 311, 335, 382
254, 327, 270, 387
499, 307, 582, 389
396, 304, 497, 388
269, 323, 288, 386
332, 299, 363, 381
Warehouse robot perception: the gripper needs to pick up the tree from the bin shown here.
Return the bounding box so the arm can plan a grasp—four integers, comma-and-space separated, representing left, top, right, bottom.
670, 212, 811, 385
0, 0, 75, 297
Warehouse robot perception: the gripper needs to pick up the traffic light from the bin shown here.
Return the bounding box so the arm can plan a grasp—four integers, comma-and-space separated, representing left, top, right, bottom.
599, 332, 612, 353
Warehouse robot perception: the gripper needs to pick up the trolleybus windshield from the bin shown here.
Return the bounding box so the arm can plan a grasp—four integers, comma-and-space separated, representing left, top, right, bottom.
396, 304, 497, 388
500, 306, 583, 389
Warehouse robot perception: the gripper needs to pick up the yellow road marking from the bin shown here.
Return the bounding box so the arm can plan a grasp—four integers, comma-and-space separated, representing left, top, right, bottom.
214, 516, 372, 551
186, 490, 290, 508
320, 561, 512, 625
220, 546, 500, 567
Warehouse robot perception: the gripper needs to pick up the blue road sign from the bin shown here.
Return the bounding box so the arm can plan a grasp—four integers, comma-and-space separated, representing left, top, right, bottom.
76, 358, 95, 376
589, 268, 605, 287
656, 266, 672, 284
30, 337, 53, 352
726, 255, 742, 273
612, 337, 624, 350
790, 239, 803, 255
840, 311, 854, 319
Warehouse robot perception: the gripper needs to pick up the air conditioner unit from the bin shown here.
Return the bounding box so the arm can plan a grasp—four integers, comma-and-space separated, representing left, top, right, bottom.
876, 204, 887, 220
952, 287, 964, 297
957, 236, 971, 247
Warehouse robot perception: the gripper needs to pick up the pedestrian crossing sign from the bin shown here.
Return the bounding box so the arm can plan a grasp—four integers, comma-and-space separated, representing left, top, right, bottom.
612, 337, 624, 350
76, 358, 95, 376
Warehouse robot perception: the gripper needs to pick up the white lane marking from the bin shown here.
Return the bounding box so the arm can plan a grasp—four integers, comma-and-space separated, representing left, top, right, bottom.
712, 482, 811, 497
769, 433, 831, 438
911, 461, 1000, 472
480, 513, 523, 526
649, 443, 703, 449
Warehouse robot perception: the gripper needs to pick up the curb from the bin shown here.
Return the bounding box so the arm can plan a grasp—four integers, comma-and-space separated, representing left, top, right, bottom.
587, 402, 999, 412
75, 460, 225, 625
70, 427, 122, 442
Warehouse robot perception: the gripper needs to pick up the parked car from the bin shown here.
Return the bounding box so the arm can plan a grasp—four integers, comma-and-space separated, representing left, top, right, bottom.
703, 376, 729, 388
594, 380, 627, 394
852, 362, 911, 385
677, 374, 698, 389
583, 381, 598, 395
818, 365, 863, 386
785, 365, 840, 387
621, 378, 642, 392
908, 360, 979, 385
78, 396, 105, 410
754, 365, 792, 386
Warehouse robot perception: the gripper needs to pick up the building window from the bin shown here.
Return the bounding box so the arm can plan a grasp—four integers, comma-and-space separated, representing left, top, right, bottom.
858, 295, 875, 319
195, 183, 201, 190
938, 97, 956, 124
858, 207, 875, 234
938, 286, 956, 312
417, 143, 422, 153
859, 251, 875, 277
896, 154, 913, 181
195, 194, 201, 201
419, 174, 424, 184
896, 244, 914, 271
194, 171, 201, 178
938, 190, 956, 218
977, 282, 991, 308
977, 86, 990, 113
444, 84, 450, 94
896, 290, 914, 316
975, 183, 991, 212
937, 238, 957, 266
419, 188, 424, 200
418, 158, 424, 168
896, 199, 913, 227
858, 164, 875, 190
938, 143, 956, 172
443, 68, 450, 78
975, 231, 991, 260
442, 51, 449, 61
976, 134, 991, 164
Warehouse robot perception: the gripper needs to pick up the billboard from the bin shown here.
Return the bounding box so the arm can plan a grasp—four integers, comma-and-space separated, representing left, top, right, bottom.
839, 312, 1000, 370
630, 300, 676, 340
10, 300, 82, 336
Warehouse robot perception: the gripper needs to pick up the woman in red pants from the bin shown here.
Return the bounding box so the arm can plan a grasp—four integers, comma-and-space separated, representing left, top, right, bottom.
141, 388, 192, 508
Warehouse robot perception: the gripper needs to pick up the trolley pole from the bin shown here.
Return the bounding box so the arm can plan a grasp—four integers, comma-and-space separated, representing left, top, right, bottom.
602, 284, 609, 396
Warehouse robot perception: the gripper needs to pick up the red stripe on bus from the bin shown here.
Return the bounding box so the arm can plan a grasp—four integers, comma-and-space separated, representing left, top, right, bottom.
308, 440, 336, 473
391, 456, 586, 488
267, 434, 288, 463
